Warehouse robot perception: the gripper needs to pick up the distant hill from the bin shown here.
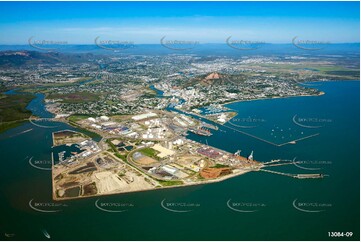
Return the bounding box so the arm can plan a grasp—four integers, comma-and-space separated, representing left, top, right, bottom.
181, 72, 246, 88
0, 50, 95, 68
0, 43, 359, 57
201, 72, 225, 85
205, 72, 221, 80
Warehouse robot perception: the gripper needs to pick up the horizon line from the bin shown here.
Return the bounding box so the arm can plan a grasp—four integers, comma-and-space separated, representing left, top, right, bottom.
0, 42, 360, 46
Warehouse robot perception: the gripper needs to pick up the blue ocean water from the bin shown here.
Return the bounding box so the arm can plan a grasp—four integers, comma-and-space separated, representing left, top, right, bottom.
0, 81, 359, 240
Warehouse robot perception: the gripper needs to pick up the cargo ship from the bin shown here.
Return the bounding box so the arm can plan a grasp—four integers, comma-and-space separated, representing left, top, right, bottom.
201, 122, 219, 130
188, 127, 212, 136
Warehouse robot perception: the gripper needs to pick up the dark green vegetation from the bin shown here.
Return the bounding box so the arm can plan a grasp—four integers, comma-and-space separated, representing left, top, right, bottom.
115, 153, 127, 162
106, 139, 127, 162
107, 139, 118, 153
0, 93, 35, 133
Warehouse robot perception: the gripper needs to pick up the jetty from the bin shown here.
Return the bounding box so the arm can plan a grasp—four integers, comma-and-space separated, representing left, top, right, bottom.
259, 169, 325, 179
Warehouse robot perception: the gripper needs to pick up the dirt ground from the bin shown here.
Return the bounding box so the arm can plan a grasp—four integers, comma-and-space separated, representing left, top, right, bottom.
136, 156, 158, 165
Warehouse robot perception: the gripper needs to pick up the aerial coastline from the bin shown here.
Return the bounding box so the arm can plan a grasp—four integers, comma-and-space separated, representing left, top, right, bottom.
0, 49, 357, 201
0, 1, 360, 240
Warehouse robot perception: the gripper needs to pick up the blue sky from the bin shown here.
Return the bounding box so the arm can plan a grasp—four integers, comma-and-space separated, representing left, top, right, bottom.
0, 1, 359, 44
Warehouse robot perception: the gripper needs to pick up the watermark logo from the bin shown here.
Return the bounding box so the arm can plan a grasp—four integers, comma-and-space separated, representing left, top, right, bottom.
94, 36, 134, 51
29, 199, 68, 213
293, 157, 332, 171
229, 116, 266, 128
161, 199, 200, 213
4, 233, 15, 238
292, 36, 330, 51
95, 71, 110, 81
160, 36, 199, 51
95, 199, 134, 213
293, 114, 332, 129
226, 36, 265, 50
28, 157, 52, 171
293, 198, 332, 213
227, 199, 266, 213
28, 36, 68, 51
42, 229, 51, 239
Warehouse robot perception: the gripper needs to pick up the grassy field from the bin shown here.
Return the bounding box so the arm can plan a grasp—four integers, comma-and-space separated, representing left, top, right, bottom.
106, 139, 128, 162
210, 163, 230, 168
138, 147, 159, 160
68, 114, 92, 122
157, 180, 184, 186
0, 93, 35, 133
115, 153, 127, 162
